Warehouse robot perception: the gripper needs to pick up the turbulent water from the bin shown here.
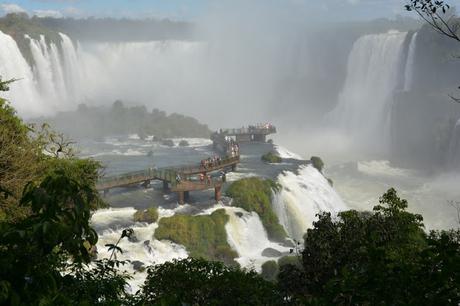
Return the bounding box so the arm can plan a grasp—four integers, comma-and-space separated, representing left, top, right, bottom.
448, 119, 460, 169
272, 165, 347, 241
77, 137, 347, 290
329, 31, 408, 152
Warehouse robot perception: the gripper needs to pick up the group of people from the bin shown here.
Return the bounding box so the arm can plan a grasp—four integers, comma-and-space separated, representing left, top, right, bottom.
224, 138, 239, 157
200, 156, 223, 169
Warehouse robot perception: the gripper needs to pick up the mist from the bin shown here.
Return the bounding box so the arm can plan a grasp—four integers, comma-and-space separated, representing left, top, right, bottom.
1, 0, 460, 229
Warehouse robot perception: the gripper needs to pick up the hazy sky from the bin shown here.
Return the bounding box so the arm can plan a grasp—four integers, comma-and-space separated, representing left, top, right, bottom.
1, 0, 459, 20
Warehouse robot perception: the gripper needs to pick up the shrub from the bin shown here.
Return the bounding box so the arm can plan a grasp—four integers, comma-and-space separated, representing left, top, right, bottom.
261, 260, 279, 282
310, 156, 324, 173
261, 152, 282, 163
133, 207, 159, 223
178, 140, 189, 147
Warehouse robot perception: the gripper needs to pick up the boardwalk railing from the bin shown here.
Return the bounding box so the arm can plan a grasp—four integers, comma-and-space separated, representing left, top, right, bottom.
96, 154, 239, 191
218, 126, 276, 135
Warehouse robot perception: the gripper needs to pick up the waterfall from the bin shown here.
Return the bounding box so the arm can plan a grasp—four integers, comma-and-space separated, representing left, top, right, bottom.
447, 119, 460, 169
272, 165, 347, 242
328, 31, 408, 150
0, 30, 204, 117
224, 207, 289, 271
0, 31, 44, 115
404, 32, 418, 92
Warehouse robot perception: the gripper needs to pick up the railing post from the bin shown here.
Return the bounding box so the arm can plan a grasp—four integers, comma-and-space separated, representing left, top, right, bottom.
214, 185, 222, 202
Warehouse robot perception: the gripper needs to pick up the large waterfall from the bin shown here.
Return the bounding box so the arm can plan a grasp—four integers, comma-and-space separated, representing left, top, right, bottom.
448, 119, 460, 169
328, 31, 408, 151
404, 32, 418, 92
0, 30, 204, 117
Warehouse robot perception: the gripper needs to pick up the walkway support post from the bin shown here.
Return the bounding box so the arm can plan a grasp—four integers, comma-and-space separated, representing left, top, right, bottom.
178, 191, 185, 205
163, 181, 169, 192
184, 191, 190, 201
214, 185, 222, 202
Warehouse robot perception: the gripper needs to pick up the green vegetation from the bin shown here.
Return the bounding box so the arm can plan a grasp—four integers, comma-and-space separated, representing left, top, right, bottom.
133, 207, 159, 223
161, 139, 175, 147
37, 100, 211, 140
277, 188, 460, 305
178, 139, 189, 147
261, 151, 282, 163
261, 260, 279, 282
226, 178, 287, 242
310, 156, 324, 173
154, 209, 238, 265
140, 258, 282, 305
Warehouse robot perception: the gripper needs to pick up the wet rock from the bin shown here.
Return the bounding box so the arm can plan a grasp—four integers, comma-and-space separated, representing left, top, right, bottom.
262, 248, 282, 258
235, 212, 244, 218
128, 233, 139, 243
132, 260, 146, 272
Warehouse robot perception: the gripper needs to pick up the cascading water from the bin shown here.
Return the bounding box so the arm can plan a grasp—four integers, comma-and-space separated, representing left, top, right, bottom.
447, 119, 460, 169
328, 31, 408, 151
225, 207, 290, 271
272, 165, 347, 242
404, 32, 418, 92
0, 30, 43, 114
0, 30, 204, 118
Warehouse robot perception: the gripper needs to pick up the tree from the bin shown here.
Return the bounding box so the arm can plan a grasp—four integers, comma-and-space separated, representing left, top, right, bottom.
138, 258, 282, 305
277, 189, 460, 305
406, 0, 460, 102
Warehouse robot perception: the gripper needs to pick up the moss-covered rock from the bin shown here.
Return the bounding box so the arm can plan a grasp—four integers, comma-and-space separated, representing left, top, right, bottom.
261, 260, 279, 282
178, 140, 189, 147
226, 178, 287, 242
154, 209, 238, 265
310, 156, 324, 173
261, 152, 282, 163
133, 207, 159, 223
161, 139, 175, 147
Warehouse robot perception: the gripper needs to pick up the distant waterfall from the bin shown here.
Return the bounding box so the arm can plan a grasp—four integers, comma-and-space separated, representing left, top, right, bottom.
404, 32, 418, 92
448, 119, 460, 169
272, 165, 347, 242
0, 31, 43, 114
0, 30, 203, 117
328, 31, 408, 150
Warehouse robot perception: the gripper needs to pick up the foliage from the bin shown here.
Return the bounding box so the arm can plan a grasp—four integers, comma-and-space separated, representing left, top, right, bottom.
405, 0, 459, 41
39, 100, 211, 140
310, 156, 324, 173
138, 258, 283, 305
154, 209, 238, 265
0, 169, 109, 304
133, 207, 159, 223
226, 178, 287, 242
278, 188, 460, 305
261, 260, 279, 282
261, 152, 282, 163
178, 139, 189, 147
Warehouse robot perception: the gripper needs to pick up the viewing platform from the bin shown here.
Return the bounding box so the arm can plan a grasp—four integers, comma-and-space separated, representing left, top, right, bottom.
211, 123, 276, 154
96, 155, 239, 204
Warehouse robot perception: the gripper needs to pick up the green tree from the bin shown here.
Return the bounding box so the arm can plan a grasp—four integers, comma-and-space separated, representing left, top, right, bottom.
138, 258, 282, 305
277, 188, 460, 305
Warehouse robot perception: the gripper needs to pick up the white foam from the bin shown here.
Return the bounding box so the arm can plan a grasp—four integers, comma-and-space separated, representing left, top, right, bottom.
274, 145, 304, 160
272, 165, 347, 241
357, 160, 412, 177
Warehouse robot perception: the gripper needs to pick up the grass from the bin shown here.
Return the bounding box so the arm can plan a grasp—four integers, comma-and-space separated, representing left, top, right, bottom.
261, 152, 282, 163
133, 207, 159, 223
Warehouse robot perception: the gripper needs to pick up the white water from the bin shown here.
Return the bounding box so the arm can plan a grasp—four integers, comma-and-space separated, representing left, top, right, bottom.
91, 207, 188, 292
272, 165, 347, 241
447, 119, 460, 169
274, 145, 304, 160
0, 31, 44, 115
225, 207, 290, 271
0, 30, 204, 118
404, 32, 418, 92
328, 31, 408, 152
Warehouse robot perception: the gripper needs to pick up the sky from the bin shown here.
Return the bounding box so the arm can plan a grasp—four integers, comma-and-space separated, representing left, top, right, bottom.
1, 0, 459, 21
